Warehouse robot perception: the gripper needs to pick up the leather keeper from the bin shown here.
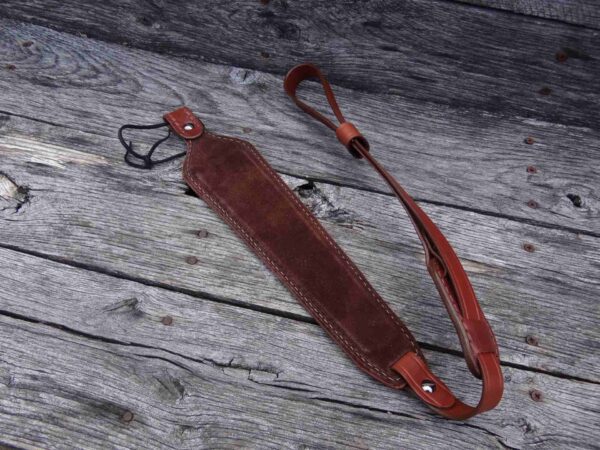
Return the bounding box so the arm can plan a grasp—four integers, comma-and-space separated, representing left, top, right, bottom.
336, 122, 369, 159
463, 319, 499, 357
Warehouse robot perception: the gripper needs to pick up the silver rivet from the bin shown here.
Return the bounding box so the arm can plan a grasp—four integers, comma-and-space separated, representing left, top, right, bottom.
421, 380, 436, 393
183, 123, 194, 131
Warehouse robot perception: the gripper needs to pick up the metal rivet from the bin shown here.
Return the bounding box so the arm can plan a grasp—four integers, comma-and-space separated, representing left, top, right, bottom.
524, 137, 535, 145
527, 200, 538, 209
161, 315, 173, 326
121, 410, 134, 423
523, 243, 535, 253
526, 335, 539, 346
196, 229, 209, 238
183, 123, 194, 131
526, 166, 537, 174
529, 389, 543, 402
185, 256, 199, 265
421, 380, 436, 393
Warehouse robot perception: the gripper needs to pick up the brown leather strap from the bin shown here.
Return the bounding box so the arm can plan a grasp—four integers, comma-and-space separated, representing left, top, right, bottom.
284, 63, 503, 419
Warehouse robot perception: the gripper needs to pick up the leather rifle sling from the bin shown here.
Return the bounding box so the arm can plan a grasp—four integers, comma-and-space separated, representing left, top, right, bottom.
283, 63, 503, 419
133, 64, 503, 420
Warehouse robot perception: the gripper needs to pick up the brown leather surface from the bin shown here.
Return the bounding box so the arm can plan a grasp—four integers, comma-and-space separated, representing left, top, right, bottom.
166, 65, 503, 419
173, 112, 418, 388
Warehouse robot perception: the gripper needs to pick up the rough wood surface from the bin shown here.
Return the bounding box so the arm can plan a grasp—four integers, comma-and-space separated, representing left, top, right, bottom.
0, 3, 599, 448
1, 114, 598, 384
0, 1, 598, 130
0, 21, 598, 234
1, 248, 599, 449
456, 0, 600, 29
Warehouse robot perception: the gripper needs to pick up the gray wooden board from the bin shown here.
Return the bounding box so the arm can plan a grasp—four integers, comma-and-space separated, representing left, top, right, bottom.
456, 0, 600, 29
1, 114, 598, 384
1, 247, 599, 449
0, 0, 598, 130
0, 21, 599, 234
0, 6, 599, 449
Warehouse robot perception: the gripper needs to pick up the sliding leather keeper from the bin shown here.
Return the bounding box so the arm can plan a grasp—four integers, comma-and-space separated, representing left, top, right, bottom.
164, 63, 503, 419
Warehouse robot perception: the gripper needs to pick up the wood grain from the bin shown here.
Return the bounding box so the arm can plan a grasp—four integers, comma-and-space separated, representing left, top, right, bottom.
1, 114, 598, 383
0, 1, 598, 130
0, 21, 598, 233
1, 247, 599, 449
456, 0, 600, 29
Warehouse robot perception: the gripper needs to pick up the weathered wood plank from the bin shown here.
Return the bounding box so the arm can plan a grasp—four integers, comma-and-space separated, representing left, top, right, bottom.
0, 21, 598, 233
1, 248, 599, 449
456, 0, 600, 29
0, 0, 598, 129
1, 116, 598, 383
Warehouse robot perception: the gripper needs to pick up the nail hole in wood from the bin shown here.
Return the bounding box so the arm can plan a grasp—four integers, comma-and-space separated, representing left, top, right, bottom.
529, 389, 543, 402
555, 51, 568, 63
121, 410, 134, 423
185, 256, 199, 265
523, 243, 535, 253
525, 335, 539, 346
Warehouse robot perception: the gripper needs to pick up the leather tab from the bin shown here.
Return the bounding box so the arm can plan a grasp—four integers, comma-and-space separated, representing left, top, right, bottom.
164, 107, 204, 140
393, 352, 455, 409
336, 122, 369, 159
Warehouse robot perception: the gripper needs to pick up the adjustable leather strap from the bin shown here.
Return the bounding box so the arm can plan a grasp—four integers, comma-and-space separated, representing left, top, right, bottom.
284, 63, 503, 419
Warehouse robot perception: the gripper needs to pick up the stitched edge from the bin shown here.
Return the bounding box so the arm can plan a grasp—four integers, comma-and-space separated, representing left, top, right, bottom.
183, 135, 408, 384
208, 133, 419, 355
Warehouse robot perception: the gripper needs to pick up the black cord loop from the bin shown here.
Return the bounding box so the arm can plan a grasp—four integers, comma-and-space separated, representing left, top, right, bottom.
118, 122, 186, 169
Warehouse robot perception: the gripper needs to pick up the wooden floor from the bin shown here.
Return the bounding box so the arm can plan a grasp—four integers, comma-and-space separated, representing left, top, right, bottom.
1, 1, 599, 449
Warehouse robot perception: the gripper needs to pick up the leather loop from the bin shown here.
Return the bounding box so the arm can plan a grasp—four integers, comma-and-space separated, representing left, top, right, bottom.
284, 63, 368, 159
392, 352, 503, 420
284, 63, 503, 420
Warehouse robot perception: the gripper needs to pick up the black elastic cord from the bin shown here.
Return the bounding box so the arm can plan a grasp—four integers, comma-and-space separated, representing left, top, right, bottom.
118, 122, 186, 169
